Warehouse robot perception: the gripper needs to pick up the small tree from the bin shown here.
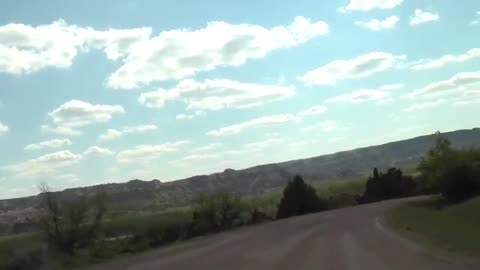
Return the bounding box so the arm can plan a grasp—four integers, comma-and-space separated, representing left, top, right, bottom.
189, 192, 243, 236
276, 175, 327, 219
440, 160, 480, 203
417, 138, 457, 193
38, 184, 107, 256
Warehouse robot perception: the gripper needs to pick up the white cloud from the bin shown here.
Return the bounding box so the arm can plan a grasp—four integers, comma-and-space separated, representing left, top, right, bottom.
99, 124, 157, 140
472, 11, 480, 25
465, 89, 480, 96
99, 129, 122, 141
0, 20, 151, 74
298, 52, 405, 86
408, 48, 480, 70
43, 100, 125, 135
454, 98, 480, 106
182, 153, 219, 161
172, 138, 279, 167
191, 143, 224, 153
404, 71, 480, 99
24, 138, 71, 151
2, 150, 82, 179
302, 120, 338, 132
116, 141, 189, 163
378, 83, 404, 91
207, 114, 301, 136
404, 99, 446, 112
0, 122, 8, 136
107, 16, 329, 89
409, 9, 440, 26
243, 138, 285, 149
326, 84, 396, 104
176, 111, 205, 120
83, 146, 114, 156
139, 78, 295, 111
338, 0, 403, 13
40, 125, 80, 136
355, 16, 399, 31
298, 105, 327, 116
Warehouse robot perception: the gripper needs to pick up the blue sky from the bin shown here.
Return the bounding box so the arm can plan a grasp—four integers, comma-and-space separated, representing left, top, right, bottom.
0, 0, 479, 199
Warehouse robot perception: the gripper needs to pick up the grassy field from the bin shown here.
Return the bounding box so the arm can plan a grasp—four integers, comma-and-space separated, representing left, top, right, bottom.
385, 196, 480, 260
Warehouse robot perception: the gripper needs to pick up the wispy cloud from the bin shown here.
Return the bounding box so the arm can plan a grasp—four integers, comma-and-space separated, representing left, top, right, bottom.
139, 79, 295, 111
207, 114, 300, 136
298, 52, 405, 86
298, 105, 327, 116
403, 71, 480, 99
24, 138, 71, 151
99, 124, 158, 141
83, 146, 115, 156
116, 141, 190, 163
404, 99, 446, 112
0, 122, 9, 136
108, 16, 329, 89
407, 48, 480, 70
409, 9, 440, 26
325, 84, 400, 104
42, 100, 124, 136
338, 0, 403, 13
302, 120, 338, 132
2, 150, 82, 179
355, 16, 399, 31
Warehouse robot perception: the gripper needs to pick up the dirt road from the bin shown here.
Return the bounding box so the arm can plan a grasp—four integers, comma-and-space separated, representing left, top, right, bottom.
88, 198, 477, 270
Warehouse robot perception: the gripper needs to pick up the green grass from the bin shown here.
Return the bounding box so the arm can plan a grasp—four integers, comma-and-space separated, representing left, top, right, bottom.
0, 233, 41, 257
313, 177, 366, 197
385, 196, 480, 260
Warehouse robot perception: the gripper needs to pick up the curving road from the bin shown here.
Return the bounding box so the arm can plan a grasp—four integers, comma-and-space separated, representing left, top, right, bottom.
88, 198, 478, 270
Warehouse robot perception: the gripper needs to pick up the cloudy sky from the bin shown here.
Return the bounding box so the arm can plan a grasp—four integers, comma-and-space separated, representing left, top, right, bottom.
0, 0, 479, 199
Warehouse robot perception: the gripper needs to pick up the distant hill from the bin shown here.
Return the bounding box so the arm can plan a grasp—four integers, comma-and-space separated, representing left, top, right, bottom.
1, 128, 479, 234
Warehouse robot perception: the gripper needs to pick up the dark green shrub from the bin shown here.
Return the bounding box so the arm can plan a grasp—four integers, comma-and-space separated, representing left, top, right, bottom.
188, 192, 244, 236
276, 175, 327, 219
440, 163, 480, 203
2, 245, 57, 270
360, 168, 416, 203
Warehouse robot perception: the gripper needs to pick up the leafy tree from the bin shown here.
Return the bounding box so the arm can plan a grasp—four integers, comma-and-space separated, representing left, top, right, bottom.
38, 184, 107, 256
440, 162, 480, 203
360, 167, 416, 203
276, 175, 327, 219
417, 137, 457, 193
189, 192, 243, 236
417, 138, 480, 203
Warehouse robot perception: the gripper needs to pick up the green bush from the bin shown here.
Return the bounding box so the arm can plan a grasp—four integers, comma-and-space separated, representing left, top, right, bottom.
440, 163, 480, 203
276, 175, 328, 219
188, 192, 244, 236
102, 209, 192, 252
417, 137, 480, 203
2, 245, 58, 270
38, 184, 107, 256
359, 168, 416, 203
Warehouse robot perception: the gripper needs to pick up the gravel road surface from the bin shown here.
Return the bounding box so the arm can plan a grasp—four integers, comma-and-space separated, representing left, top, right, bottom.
87, 198, 478, 270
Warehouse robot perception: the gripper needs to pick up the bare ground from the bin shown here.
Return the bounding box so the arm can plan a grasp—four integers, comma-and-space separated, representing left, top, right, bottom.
87, 198, 479, 270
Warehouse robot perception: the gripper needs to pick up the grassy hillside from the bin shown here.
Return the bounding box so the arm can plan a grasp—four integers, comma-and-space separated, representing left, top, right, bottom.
2, 128, 479, 235
385, 196, 480, 260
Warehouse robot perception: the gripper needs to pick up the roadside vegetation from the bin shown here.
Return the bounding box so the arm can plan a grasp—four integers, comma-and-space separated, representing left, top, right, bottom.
385, 138, 480, 259
385, 196, 480, 260
2, 136, 479, 269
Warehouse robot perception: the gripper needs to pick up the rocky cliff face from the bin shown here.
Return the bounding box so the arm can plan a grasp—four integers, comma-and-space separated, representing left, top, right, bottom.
1, 128, 479, 234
